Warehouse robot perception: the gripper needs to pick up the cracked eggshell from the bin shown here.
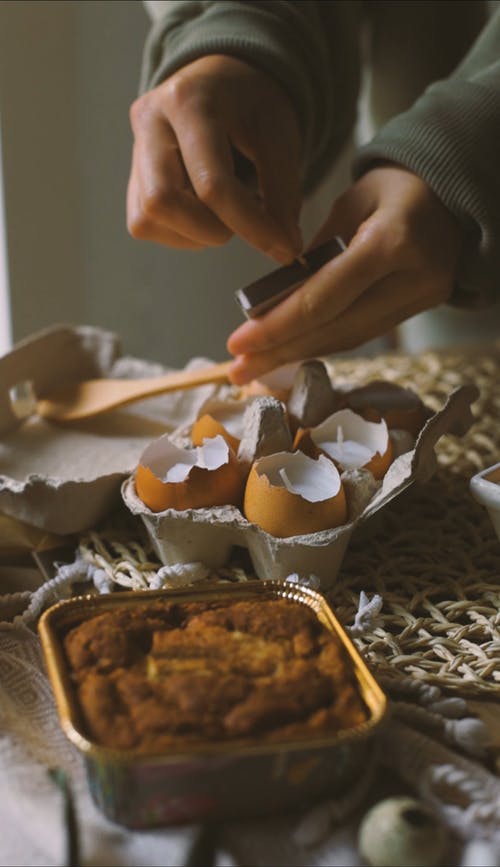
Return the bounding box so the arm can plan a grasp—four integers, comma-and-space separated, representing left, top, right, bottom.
244, 451, 347, 537
135, 434, 244, 512
296, 408, 393, 480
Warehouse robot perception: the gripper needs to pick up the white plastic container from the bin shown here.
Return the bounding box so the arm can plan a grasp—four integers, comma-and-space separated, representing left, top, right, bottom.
470, 461, 500, 541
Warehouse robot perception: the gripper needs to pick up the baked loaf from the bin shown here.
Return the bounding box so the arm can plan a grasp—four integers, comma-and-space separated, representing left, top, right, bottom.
63, 596, 368, 753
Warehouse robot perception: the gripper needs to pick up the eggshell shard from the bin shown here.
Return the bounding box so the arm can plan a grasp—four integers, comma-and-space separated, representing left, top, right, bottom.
244, 451, 347, 537
358, 796, 447, 867
135, 434, 244, 512
300, 408, 393, 480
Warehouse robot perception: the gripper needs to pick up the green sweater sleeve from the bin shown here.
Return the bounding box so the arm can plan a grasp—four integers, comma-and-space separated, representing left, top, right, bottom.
139, 0, 361, 192
354, 8, 500, 309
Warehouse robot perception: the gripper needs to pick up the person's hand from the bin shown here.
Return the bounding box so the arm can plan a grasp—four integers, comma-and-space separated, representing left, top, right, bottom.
127, 54, 303, 262
227, 166, 463, 383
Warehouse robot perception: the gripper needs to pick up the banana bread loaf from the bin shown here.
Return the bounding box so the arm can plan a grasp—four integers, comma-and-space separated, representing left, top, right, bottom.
63, 596, 367, 753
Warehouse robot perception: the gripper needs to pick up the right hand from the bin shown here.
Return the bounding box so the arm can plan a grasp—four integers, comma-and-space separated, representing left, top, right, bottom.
127, 54, 303, 263
227, 165, 462, 383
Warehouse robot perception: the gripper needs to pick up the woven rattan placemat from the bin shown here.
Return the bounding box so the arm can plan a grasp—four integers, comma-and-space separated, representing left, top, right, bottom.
79, 342, 500, 698
327, 342, 500, 697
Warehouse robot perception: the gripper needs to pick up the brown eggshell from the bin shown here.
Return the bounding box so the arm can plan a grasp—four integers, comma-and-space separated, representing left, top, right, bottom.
302, 408, 393, 480
135, 435, 245, 513
191, 413, 240, 453
363, 440, 393, 480
244, 451, 347, 537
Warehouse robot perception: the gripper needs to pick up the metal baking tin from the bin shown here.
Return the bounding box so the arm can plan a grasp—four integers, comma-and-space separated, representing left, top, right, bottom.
38, 580, 387, 829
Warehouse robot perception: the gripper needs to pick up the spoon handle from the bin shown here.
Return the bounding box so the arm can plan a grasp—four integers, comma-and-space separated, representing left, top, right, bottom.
37, 360, 233, 422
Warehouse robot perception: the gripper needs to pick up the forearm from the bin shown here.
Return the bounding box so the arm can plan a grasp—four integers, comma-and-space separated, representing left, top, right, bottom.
354, 8, 500, 308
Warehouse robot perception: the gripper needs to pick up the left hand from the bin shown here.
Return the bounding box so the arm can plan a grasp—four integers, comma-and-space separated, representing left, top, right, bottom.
127, 55, 303, 262
227, 166, 463, 384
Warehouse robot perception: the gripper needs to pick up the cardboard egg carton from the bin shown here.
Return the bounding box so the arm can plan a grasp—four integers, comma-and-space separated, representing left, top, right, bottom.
0, 325, 479, 588
122, 363, 478, 589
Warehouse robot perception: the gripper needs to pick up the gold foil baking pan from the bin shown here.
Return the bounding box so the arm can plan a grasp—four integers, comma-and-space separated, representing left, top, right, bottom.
38, 580, 387, 828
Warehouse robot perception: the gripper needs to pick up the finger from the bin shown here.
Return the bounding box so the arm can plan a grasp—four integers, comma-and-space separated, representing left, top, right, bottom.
127, 148, 206, 248
228, 271, 440, 384
227, 225, 390, 355
252, 122, 303, 250
171, 113, 299, 263
131, 114, 232, 246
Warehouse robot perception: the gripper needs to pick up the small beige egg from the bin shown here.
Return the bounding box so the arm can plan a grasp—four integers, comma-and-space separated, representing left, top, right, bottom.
358, 796, 447, 867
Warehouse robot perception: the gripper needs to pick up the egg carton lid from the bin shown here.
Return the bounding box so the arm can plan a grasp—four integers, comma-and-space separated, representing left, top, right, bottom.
0, 324, 231, 535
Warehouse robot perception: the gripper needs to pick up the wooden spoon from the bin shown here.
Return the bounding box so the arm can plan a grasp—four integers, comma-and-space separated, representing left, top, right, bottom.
36, 360, 233, 422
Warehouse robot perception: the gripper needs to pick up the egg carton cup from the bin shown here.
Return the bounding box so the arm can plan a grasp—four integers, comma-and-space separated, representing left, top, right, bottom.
122, 383, 478, 589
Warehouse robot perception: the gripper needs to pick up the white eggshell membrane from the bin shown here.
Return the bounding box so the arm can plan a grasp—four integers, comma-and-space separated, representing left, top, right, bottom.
311, 408, 389, 471
139, 434, 230, 482
255, 451, 342, 503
